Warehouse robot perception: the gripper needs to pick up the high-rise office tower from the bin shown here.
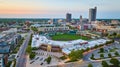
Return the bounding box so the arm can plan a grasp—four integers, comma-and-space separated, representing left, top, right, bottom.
66, 13, 72, 22
89, 7, 97, 22
80, 15, 83, 30
80, 15, 82, 23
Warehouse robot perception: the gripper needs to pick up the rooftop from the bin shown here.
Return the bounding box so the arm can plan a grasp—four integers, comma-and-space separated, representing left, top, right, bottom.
32, 35, 88, 48
0, 41, 10, 54
32, 35, 109, 54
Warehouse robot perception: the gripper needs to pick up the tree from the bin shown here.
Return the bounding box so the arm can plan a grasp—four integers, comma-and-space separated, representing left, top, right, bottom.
28, 34, 33, 46
68, 50, 78, 61
68, 50, 83, 61
114, 51, 119, 56
100, 54, 104, 58
86, 47, 90, 51
45, 56, 52, 64
110, 58, 119, 67
108, 53, 112, 58
102, 61, 109, 67
113, 32, 117, 36
90, 53, 95, 60
31, 27, 38, 32
107, 35, 111, 39
13, 59, 16, 67
94, 45, 98, 48
105, 40, 114, 45
29, 52, 36, 59
78, 50, 83, 59
88, 63, 93, 67
6, 61, 12, 67
117, 34, 120, 38
99, 48, 104, 53
32, 47, 38, 50
26, 45, 31, 53
103, 33, 109, 37
59, 56, 67, 60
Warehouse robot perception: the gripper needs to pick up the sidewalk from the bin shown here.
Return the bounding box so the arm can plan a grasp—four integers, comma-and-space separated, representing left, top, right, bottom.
10, 61, 14, 67
89, 56, 120, 62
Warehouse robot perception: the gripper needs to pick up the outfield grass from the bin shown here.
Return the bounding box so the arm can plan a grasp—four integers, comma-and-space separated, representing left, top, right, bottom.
51, 34, 90, 41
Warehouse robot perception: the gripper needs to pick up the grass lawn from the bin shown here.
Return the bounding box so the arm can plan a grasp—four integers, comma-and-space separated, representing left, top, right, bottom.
109, 48, 118, 52
51, 34, 90, 41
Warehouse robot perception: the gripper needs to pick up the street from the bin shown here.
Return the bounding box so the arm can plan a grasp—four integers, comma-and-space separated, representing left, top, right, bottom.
16, 32, 31, 67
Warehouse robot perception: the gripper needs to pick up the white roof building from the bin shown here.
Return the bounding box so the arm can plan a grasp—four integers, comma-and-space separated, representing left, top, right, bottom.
32, 35, 109, 54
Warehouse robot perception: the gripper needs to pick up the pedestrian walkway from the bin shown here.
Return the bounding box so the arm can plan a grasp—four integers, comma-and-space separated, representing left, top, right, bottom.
33, 50, 63, 57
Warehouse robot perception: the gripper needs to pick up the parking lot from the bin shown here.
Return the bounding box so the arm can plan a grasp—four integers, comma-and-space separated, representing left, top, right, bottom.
26, 50, 64, 67
94, 42, 120, 58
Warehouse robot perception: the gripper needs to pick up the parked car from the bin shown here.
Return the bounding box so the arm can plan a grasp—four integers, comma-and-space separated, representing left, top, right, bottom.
35, 57, 39, 60
40, 58, 43, 61
30, 61, 35, 64
40, 63, 43, 65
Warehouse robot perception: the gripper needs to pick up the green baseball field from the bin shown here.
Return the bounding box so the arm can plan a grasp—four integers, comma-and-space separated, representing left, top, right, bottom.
51, 34, 90, 41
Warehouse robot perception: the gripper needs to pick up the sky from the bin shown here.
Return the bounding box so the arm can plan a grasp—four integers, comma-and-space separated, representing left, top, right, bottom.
0, 0, 120, 19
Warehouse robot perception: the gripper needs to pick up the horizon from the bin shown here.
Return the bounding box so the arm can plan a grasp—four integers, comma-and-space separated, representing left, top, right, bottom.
0, 0, 120, 19
0, 18, 120, 20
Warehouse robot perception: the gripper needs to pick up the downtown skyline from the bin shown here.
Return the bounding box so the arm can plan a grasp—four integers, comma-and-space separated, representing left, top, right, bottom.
0, 0, 120, 19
